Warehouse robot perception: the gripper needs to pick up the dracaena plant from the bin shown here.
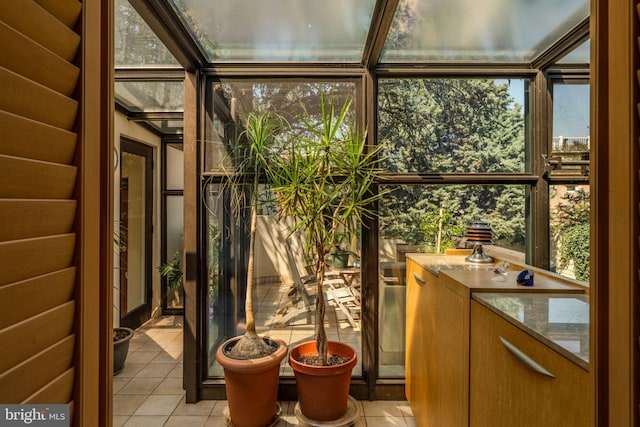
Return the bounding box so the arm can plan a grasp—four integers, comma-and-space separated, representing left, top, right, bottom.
269, 93, 385, 365
222, 110, 284, 359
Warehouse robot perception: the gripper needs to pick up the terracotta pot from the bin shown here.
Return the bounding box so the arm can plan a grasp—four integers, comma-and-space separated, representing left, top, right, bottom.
289, 341, 357, 421
216, 336, 287, 427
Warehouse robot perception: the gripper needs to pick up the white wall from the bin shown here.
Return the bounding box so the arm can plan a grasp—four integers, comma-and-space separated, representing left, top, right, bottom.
113, 110, 162, 326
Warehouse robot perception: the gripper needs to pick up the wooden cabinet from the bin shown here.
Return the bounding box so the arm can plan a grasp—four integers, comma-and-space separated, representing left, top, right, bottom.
405, 260, 438, 425
406, 261, 468, 427
405, 254, 588, 427
469, 301, 590, 427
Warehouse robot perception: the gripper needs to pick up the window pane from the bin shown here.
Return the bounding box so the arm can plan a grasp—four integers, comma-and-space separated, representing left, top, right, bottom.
166, 143, 184, 190
204, 80, 357, 173
378, 184, 527, 377
115, 81, 184, 113
550, 82, 590, 177
381, 0, 589, 63
169, 0, 375, 62
378, 78, 527, 174
165, 195, 184, 309
549, 185, 590, 282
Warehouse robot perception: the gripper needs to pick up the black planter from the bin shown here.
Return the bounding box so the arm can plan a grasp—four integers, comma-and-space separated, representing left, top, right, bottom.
113, 327, 134, 375
332, 251, 350, 269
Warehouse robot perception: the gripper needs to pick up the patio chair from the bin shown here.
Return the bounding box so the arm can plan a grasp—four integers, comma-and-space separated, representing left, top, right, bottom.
271, 240, 360, 328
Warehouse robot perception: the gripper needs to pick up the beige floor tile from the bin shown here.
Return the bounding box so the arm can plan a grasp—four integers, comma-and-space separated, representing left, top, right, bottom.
134, 394, 183, 416
152, 377, 184, 395
204, 416, 228, 426
164, 415, 208, 427
113, 394, 147, 416
365, 416, 407, 426
116, 363, 147, 378
396, 401, 414, 417
167, 364, 183, 378
405, 416, 418, 426
163, 341, 184, 351
113, 377, 131, 394
112, 415, 129, 427
126, 351, 162, 364
122, 415, 169, 426
118, 377, 163, 395
172, 397, 215, 416
135, 341, 165, 352
361, 400, 405, 417
135, 363, 176, 378
150, 350, 183, 363
209, 401, 229, 417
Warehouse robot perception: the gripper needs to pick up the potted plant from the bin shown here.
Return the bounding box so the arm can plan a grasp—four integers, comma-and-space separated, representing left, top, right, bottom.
158, 249, 184, 306
113, 327, 134, 375
214, 111, 288, 427
270, 94, 385, 421
113, 222, 134, 375
330, 231, 354, 269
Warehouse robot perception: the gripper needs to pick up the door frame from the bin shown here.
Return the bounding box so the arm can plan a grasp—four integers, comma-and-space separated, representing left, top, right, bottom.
119, 137, 154, 329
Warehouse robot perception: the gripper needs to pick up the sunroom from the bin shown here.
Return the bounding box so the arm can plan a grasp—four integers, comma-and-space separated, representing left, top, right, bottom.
111, 0, 594, 405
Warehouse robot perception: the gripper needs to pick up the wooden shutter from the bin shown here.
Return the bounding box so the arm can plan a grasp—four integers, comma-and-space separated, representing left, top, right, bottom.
0, 0, 82, 412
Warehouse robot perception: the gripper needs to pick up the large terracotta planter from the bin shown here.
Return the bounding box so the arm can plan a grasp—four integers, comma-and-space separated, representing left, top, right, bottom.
289, 341, 357, 421
216, 336, 287, 427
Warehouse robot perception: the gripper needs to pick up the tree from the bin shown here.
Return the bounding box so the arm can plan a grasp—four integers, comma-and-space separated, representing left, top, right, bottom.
378, 79, 526, 251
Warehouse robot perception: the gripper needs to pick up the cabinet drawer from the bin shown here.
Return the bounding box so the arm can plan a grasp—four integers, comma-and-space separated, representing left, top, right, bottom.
470, 301, 589, 427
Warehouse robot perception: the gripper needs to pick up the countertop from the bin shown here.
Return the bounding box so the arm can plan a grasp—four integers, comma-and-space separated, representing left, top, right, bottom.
472, 292, 589, 370
406, 253, 586, 293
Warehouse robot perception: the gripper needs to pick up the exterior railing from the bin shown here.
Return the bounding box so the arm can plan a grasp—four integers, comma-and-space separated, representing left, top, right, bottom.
552, 136, 590, 151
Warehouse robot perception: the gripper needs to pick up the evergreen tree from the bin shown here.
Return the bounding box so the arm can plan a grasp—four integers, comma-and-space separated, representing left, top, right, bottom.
378, 79, 526, 251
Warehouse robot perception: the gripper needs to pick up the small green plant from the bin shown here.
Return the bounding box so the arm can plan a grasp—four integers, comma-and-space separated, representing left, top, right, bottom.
158, 250, 183, 289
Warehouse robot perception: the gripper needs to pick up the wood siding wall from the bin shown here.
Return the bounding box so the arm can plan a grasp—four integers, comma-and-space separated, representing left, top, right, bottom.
0, 0, 82, 415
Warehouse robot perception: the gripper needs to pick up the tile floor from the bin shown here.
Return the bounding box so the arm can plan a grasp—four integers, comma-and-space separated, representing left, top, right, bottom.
113, 315, 415, 426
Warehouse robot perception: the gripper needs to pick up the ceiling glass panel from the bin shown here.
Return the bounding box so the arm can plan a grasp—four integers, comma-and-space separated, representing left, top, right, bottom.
115, 0, 181, 67
381, 0, 589, 63
143, 119, 184, 134
168, 0, 375, 62
115, 81, 184, 112
557, 39, 590, 64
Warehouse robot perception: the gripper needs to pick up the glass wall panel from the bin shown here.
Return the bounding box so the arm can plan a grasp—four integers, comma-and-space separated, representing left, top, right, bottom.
378, 183, 527, 377
204, 80, 357, 173
204, 80, 362, 379
381, 0, 589, 63
378, 78, 528, 174
549, 185, 590, 282
115, 81, 184, 112
169, 0, 375, 62
166, 144, 184, 190
165, 195, 184, 309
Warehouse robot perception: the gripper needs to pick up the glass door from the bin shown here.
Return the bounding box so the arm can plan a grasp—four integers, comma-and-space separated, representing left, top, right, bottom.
119, 138, 153, 329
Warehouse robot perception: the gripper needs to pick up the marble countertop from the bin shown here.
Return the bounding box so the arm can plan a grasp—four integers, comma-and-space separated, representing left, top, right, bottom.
406, 253, 585, 293
472, 292, 589, 369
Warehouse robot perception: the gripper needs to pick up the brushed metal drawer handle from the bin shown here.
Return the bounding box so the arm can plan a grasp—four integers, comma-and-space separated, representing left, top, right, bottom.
413, 272, 426, 285
499, 336, 556, 378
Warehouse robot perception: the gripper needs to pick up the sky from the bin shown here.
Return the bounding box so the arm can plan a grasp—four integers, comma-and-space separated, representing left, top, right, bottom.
499, 78, 589, 138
